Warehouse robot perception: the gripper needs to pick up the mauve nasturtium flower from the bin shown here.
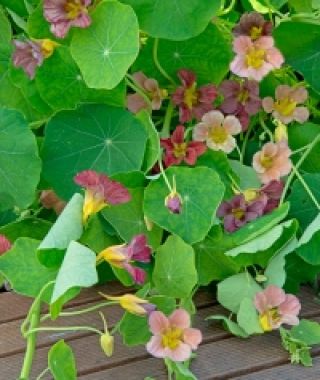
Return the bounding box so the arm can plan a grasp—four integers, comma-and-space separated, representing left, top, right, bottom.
252, 141, 292, 184
146, 309, 202, 362
44, 0, 92, 39
160, 125, 207, 167
96, 234, 151, 285
40, 190, 66, 215
217, 194, 266, 233
12, 39, 58, 79
74, 170, 131, 224
233, 12, 273, 40
100, 293, 156, 316
193, 110, 242, 153
262, 85, 309, 124
254, 285, 301, 332
260, 180, 284, 213
0, 235, 12, 255
127, 71, 167, 113
165, 191, 183, 214
172, 69, 217, 123
230, 36, 284, 82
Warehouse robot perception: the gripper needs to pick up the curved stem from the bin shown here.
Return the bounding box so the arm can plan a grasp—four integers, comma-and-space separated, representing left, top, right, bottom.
158, 159, 173, 193
125, 77, 153, 109
36, 367, 50, 380
292, 165, 320, 210
26, 326, 103, 337
259, 113, 274, 142
218, 0, 236, 15
160, 102, 174, 138
153, 39, 176, 85
241, 121, 255, 163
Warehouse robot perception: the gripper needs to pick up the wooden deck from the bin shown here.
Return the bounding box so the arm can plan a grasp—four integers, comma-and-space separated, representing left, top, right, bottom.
1, 284, 320, 379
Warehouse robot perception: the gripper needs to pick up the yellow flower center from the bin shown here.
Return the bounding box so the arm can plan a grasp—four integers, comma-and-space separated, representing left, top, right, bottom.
64, 0, 86, 20
245, 47, 265, 69
39, 39, 58, 58
274, 97, 297, 117
237, 89, 249, 104
243, 189, 258, 202
259, 308, 281, 332
231, 207, 245, 220
250, 26, 263, 40
96, 245, 126, 267
209, 126, 228, 144
161, 327, 183, 350
82, 190, 106, 224
173, 142, 187, 158
183, 83, 198, 109
260, 153, 274, 169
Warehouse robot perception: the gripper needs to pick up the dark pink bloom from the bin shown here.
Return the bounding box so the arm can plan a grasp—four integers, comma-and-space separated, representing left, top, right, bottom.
44, 0, 92, 39
260, 180, 284, 214
12, 40, 44, 79
233, 12, 273, 40
165, 192, 182, 214
217, 194, 266, 233
160, 125, 207, 167
172, 69, 217, 123
0, 235, 11, 255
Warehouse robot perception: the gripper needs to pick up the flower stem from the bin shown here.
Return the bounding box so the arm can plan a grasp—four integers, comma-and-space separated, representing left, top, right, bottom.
241, 120, 255, 163
36, 367, 50, 380
125, 76, 153, 109
259, 113, 274, 142
158, 159, 173, 193
292, 164, 320, 210
218, 0, 236, 15
26, 326, 103, 337
153, 39, 176, 85
161, 101, 174, 138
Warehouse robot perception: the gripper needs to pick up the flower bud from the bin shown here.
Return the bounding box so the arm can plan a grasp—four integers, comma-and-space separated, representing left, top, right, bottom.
274, 122, 288, 142
165, 192, 182, 214
100, 333, 114, 357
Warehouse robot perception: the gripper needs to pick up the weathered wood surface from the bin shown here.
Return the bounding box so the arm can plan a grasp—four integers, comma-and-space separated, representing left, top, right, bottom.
0, 284, 319, 379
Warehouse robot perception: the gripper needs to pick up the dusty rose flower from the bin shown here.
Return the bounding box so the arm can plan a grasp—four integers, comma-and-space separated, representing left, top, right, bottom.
172, 69, 217, 123
262, 85, 309, 124
44, 0, 91, 39
193, 110, 241, 153
233, 12, 273, 40
0, 235, 12, 255
100, 293, 156, 316
96, 234, 151, 284
40, 190, 66, 215
254, 285, 301, 332
160, 125, 206, 167
260, 180, 284, 213
146, 309, 202, 362
217, 194, 266, 233
253, 141, 292, 184
230, 36, 284, 81
127, 71, 166, 113
74, 170, 131, 223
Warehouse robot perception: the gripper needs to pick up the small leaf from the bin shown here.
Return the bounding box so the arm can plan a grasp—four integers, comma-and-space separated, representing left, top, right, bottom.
291, 319, 320, 346
237, 297, 263, 335
206, 315, 249, 338
48, 340, 77, 380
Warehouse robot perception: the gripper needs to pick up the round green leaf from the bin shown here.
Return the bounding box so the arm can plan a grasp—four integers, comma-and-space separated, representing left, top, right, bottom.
49, 340, 77, 380
144, 166, 225, 244
42, 104, 148, 199
70, 0, 139, 89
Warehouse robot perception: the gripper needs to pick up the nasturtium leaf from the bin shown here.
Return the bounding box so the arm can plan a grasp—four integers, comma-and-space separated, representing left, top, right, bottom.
296, 213, 320, 265
274, 21, 320, 93
217, 272, 262, 313
229, 160, 261, 190
71, 0, 139, 89
291, 320, 320, 346
144, 166, 225, 244
0, 108, 41, 209
51, 241, 98, 304
0, 209, 16, 226
153, 235, 198, 299
0, 7, 12, 45
48, 340, 77, 380
288, 0, 312, 12
42, 104, 148, 199
0, 218, 51, 242
38, 193, 84, 268
206, 315, 249, 338
102, 188, 162, 249
122, 0, 220, 41
0, 238, 57, 300
111, 171, 146, 189
237, 297, 263, 335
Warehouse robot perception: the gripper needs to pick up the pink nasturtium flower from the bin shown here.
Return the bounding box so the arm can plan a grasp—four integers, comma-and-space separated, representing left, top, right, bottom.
262, 85, 309, 124
252, 141, 292, 184
100, 293, 156, 316
127, 71, 167, 113
230, 36, 284, 81
193, 110, 242, 153
254, 285, 301, 332
74, 170, 131, 223
0, 235, 12, 255
172, 69, 217, 123
160, 125, 207, 167
233, 11, 273, 40
146, 309, 202, 362
96, 234, 151, 284
44, 0, 92, 39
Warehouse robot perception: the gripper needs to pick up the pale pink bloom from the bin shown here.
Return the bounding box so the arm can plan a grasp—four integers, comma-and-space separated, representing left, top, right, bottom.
193, 110, 241, 153
252, 141, 292, 184
0, 235, 11, 255
146, 309, 202, 362
44, 0, 92, 39
127, 72, 166, 113
262, 85, 309, 124
254, 285, 301, 331
12, 40, 44, 79
230, 36, 284, 81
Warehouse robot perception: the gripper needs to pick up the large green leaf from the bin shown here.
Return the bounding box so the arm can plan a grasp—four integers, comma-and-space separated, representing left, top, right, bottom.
229, 160, 261, 189
291, 320, 320, 346
153, 235, 198, 298
70, 0, 139, 89
42, 104, 148, 199
144, 166, 225, 244
296, 213, 320, 265
0, 218, 51, 242
48, 340, 77, 380
0, 7, 12, 45
122, 0, 220, 41
0, 108, 41, 209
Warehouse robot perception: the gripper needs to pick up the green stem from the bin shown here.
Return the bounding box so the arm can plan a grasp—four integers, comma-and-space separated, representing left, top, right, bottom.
291, 144, 310, 155
36, 367, 50, 380
26, 326, 103, 337
292, 165, 320, 210
158, 159, 173, 193
259, 113, 274, 142
125, 77, 153, 109
217, 0, 236, 15
235, 144, 243, 163
241, 121, 254, 164
161, 102, 174, 138
153, 39, 176, 85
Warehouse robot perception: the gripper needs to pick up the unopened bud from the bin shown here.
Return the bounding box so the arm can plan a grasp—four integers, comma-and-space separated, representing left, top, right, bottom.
165, 192, 182, 214
274, 122, 288, 142
100, 333, 114, 357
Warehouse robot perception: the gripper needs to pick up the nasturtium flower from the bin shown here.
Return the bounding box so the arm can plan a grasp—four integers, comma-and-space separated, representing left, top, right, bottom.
74, 170, 131, 224
262, 85, 309, 124
172, 69, 217, 123
100, 293, 156, 316
0, 235, 11, 255
127, 71, 166, 114
40, 190, 66, 215
230, 36, 284, 81
160, 125, 207, 167
146, 309, 202, 362
217, 194, 265, 233
254, 285, 301, 332
96, 234, 151, 285
193, 110, 241, 153
233, 12, 273, 40
252, 141, 292, 184
44, 0, 92, 39
12, 38, 58, 79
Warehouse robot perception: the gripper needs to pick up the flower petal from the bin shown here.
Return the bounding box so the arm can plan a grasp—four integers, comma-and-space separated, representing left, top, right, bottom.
149, 311, 169, 334
169, 309, 190, 329
183, 328, 202, 349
